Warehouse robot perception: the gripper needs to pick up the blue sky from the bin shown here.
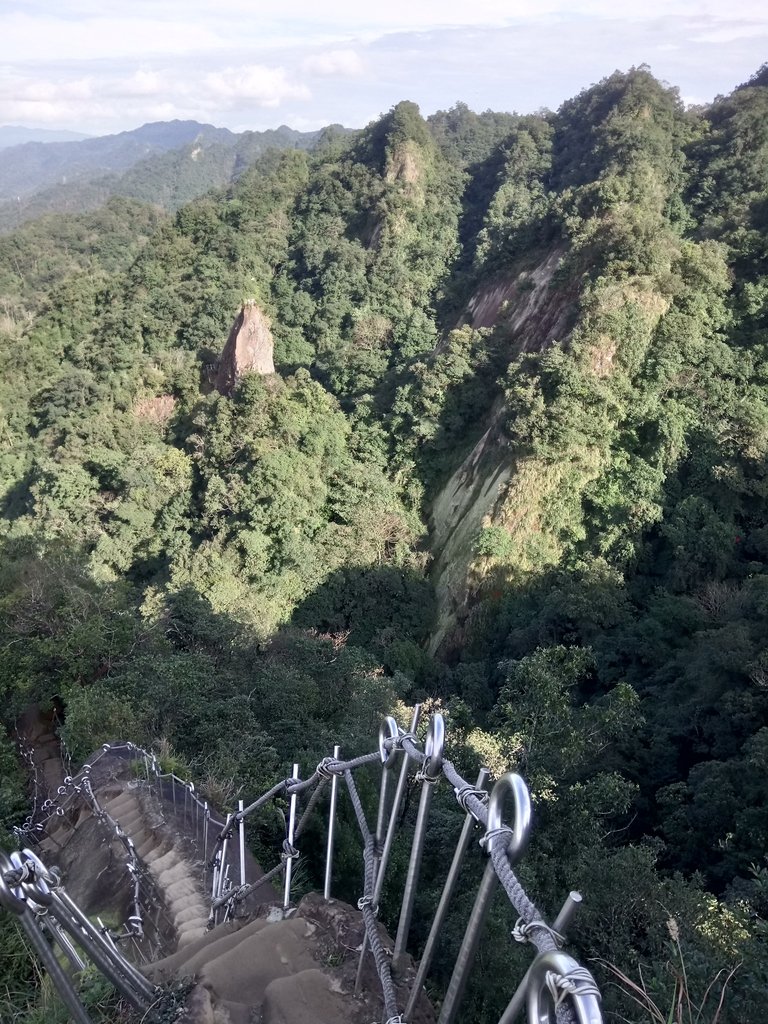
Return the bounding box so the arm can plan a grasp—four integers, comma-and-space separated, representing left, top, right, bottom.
1, 1, 766, 134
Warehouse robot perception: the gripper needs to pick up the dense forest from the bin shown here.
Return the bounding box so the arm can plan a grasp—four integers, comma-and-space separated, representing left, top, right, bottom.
1, 64, 768, 1022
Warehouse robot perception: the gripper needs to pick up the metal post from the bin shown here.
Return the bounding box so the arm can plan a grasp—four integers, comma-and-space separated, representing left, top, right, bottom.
211, 847, 220, 905
218, 818, 232, 899
355, 704, 421, 996
283, 764, 299, 911
46, 892, 150, 1011
323, 745, 341, 900
374, 704, 422, 906
405, 768, 490, 1019
18, 910, 93, 1024
498, 891, 583, 1024
238, 800, 246, 887
438, 773, 532, 1024
44, 915, 87, 972
51, 886, 156, 1003
393, 713, 445, 967
203, 803, 209, 861
375, 718, 398, 866
171, 774, 176, 815
438, 858, 497, 1024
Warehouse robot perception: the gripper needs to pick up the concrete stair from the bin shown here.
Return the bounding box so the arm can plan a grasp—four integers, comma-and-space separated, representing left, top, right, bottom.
102, 789, 210, 948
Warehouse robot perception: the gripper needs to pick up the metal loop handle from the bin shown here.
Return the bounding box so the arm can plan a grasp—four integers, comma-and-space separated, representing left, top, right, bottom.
422, 713, 445, 780
379, 716, 399, 768
484, 772, 532, 862
527, 951, 602, 1024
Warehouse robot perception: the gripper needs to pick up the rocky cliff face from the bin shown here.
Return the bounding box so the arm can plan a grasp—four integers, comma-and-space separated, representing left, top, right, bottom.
429, 248, 573, 653
216, 302, 275, 395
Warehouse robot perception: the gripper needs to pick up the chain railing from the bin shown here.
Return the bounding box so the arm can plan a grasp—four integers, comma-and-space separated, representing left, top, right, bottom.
6, 707, 603, 1024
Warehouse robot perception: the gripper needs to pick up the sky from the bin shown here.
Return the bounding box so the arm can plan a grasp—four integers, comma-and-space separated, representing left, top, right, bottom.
0, 1, 766, 135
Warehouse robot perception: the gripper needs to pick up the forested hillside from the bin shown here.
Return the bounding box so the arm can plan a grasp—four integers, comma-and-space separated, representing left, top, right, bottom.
1, 66, 767, 1021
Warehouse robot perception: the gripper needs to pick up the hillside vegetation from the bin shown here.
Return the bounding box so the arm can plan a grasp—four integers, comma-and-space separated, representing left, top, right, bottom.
1, 67, 768, 1021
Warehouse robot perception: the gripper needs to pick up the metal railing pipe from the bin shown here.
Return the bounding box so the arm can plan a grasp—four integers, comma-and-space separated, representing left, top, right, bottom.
373, 703, 422, 908
404, 767, 490, 1018
393, 712, 445, 967
355, 705, 422, 996
323, 744, 341, 900
437, 773, 532, 1024
22, 910, 93, 1024
238, 799, 246, 887
283, 763, 299, 910
437, 857, 497, 1024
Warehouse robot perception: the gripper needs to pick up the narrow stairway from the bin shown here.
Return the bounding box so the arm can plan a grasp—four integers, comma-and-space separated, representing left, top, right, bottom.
101, 787, 210, 948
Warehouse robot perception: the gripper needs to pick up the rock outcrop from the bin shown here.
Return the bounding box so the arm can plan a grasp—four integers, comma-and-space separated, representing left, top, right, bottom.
216, 302, 275, 396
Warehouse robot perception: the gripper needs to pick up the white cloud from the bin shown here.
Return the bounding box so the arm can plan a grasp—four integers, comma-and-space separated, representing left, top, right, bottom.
0, 64, 310, 129
302, 49, 364, 77
203, 65, 310, 107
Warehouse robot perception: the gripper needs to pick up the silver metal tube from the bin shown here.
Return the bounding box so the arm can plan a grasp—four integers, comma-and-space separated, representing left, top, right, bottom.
283, 763, 299, 910
97, 917, 121, 956
393, 713, 445, 967
498, 891, 583, 1024
44, 915, 87, 972
374, 762, 391, 869
218, 827, 231, 899
437, 859, 498, 1024
211, 848, 220, 904
48, 892, 152, 1010
52, 886, 155, 1001
238, 799, 246, 887
17, 910, 92, 1024
393, 778, 436, 966
405, 768, 490, 1018
323, 745, 340, 900
373, 703, 422, 906
355, 705, 421, 996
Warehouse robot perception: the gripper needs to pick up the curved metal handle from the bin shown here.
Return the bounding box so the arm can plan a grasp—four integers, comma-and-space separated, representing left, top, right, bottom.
527, 951, 602, 1024
422, 713, 445, 780
485, 772, 532, 862
379, 716, 399, 768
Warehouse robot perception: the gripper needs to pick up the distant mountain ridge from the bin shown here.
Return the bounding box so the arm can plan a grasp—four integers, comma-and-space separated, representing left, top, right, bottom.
0, 120, 349, 231
0, 125, 91, 149
0, 120, 236, 199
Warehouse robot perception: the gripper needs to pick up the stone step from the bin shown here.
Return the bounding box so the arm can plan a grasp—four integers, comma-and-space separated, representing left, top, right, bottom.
104, 794, 139, 819
262, 968, 349, 1024
218, 999, 252, 1024
145, 919, 246, 981
137, 834, 173, 862
199, 916, 318, 1008
176, 920, 209, 946
146, 848, 179, 875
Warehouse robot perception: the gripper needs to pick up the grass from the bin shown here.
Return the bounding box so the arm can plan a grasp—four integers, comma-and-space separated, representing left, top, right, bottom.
595, 918, 740, 1024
